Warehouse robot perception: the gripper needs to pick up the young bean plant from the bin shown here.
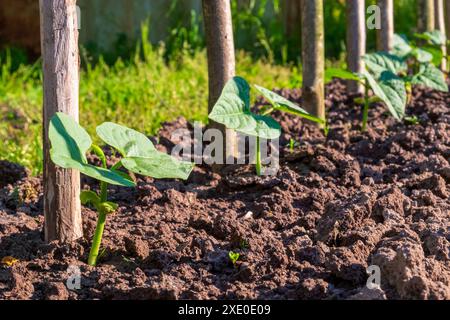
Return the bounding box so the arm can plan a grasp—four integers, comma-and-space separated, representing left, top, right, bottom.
49, 113, 194, 266
328, 31, 448, 131
208, 77, 326, 175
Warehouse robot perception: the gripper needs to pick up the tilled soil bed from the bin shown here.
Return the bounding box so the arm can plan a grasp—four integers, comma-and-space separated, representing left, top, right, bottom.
0, 80, 449, 300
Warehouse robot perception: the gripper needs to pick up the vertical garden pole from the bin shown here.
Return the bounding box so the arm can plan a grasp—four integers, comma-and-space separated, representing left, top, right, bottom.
346, 0, 366, 94
202, 0, 237, 166
40, 0, 82, 242
283, 0, 302, 41
418, 0, 435, 32
446, 0, 450, 38
301, 0, 325, 121
435, 0, 447, 70
377, 0, 394, 52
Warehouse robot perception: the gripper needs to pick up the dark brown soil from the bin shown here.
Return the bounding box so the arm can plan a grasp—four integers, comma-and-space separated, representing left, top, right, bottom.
0, 80, 449, 300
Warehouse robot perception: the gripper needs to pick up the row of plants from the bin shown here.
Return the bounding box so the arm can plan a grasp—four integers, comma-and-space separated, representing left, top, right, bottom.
328, 30, 449, 130
49, 30, 448, 267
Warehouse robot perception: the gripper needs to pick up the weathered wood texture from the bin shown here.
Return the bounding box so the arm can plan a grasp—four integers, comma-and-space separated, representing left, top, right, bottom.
282, 0, 302, 39
377, 0, 394, 52
435, 0, 447, 70
202, 0, 237, 164
446, 0, 450, 38
346, 0, 366, 94
418, 0, 435, 32
301, 0, 325, 120
40, 0, 82, 242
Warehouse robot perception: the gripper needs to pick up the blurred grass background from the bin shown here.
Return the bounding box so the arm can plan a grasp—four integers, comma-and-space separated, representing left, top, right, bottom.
0, 0, 418, 174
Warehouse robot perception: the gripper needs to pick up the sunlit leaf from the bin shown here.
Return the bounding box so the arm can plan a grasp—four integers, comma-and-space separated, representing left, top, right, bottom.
253, 85, 326, 124
412, 63, 448, 92
49, 113, 136, 187
363, 70, 407, 120
363, 52, 408, 77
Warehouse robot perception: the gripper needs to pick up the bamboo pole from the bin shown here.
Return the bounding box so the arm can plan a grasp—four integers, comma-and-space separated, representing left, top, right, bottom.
301, 0, 325, 120
40, 0, 82, 242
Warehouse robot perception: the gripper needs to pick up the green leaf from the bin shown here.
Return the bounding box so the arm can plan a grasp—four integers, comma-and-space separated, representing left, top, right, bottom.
412, 63, 448, 92
253, 85, 326, 124
363, 70, 407, 120
391, 34, 412, 57
415, 30, 446, 46
411, 47, 433, 63
325, 68, 361, 82
96, 122, 156, 157
80, 190, 101, 206
49, 113, 135, 187
122, 153, 195, 180
49, 112, 91, 164
98, 202, 118, 215
50, 153, 136, 187
208, 91, 256, 131
420, 46, 444, 67
208, 77, 282, 140
363, 52, 408, 77
238, 115, 281, 140
221, 76, 251, 112
97, 122, 194, 180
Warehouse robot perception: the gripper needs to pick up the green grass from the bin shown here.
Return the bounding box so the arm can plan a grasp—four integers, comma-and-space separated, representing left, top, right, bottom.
0, 44, 301, 175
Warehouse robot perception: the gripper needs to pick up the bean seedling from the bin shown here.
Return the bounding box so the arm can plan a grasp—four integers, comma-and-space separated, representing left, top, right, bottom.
327, 32, 448, 131
229, 251, 240, 267
49, 113, 194, 266
209, 77, 326, 175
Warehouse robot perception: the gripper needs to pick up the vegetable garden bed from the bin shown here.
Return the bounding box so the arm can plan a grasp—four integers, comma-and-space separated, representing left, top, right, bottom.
0, 80, 449, 300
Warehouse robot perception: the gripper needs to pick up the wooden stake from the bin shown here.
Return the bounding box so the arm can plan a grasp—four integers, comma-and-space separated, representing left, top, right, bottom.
202, 0, 237, 165
377, 0, 394, 52
418, 0, 435, 32
40, 0, 82, 242
346, 0, 366, 94
435, 0, 448, 71
283, 0, 302, 40
446, 0, 450, 39
301, 0, 325, 120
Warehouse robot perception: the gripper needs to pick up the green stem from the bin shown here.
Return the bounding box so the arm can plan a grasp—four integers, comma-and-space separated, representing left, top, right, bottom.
87, 146, 111, 267
88, 210, 107, 266
256, 136, 262, 176
362, 80, 369, 132
262, 107, 274, 116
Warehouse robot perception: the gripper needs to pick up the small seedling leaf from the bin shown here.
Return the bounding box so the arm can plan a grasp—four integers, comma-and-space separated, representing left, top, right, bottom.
209, 77, 282, 139
253, 85, 325, 124
209, 92, 256, 131
411, 47, 433, 63
98, 201, 119, 215
1, 256, 18, 267
414, 30, 446, 46
49, 113, 136, 187
80, 190, 101, 207
237, 115, 281, 140
391, 34, 412, 58
325, 68, 361, 82
363, 70, 406, 120
49, 112, 91, 164
229, 251, 240, 265
96, 122, 156, 157
363, 52, 407, 77
122, 153, 194, 180
412, 63, 448, 92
